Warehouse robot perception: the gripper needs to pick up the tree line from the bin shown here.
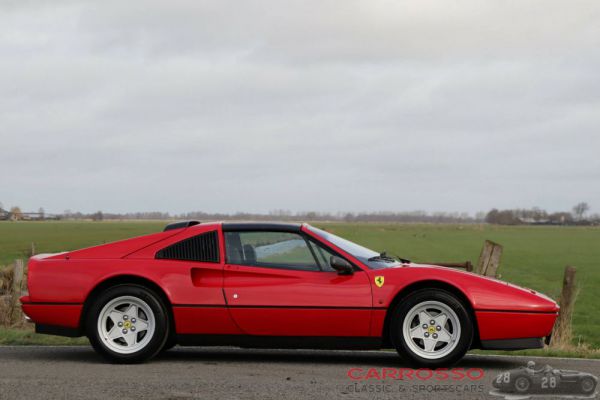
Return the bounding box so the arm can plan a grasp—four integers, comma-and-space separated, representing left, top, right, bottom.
485, 202, 597, 225
1, 201, 597, 225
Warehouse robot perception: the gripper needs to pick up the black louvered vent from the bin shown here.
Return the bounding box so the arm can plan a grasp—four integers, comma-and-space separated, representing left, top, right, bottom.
156, 231, 219, 263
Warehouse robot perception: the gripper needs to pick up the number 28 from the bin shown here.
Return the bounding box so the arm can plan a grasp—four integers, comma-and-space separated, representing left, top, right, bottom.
541, 376, 557, 389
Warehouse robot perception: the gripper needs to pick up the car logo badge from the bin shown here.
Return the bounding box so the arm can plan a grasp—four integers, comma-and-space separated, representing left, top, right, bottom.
375, 276, 385, 287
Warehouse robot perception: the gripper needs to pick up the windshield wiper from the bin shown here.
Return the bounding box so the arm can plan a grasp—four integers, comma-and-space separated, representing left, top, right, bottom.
368, 252, 398, 263
368, 252, 411, 264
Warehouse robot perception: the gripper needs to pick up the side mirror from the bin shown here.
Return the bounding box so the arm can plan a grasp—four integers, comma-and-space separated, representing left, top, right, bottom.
330, 256, 353, 275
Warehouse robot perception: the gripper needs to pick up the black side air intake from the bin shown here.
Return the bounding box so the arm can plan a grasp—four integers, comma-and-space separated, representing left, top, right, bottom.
155, 231, 219, 263
163, 220, 201, 232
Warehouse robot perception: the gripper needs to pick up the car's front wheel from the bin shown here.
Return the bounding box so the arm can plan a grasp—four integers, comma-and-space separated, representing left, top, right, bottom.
390, 289, 473, 367
86, 284, 169, 363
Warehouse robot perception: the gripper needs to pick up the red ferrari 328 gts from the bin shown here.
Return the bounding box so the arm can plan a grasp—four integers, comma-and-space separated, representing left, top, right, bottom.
21, 221, 558, 366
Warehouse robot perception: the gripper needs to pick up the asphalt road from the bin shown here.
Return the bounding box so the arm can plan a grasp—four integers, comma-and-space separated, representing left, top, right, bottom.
0, 346, 598, 400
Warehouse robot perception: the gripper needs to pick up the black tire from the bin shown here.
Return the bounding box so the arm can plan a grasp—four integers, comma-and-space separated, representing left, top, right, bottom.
514, 376, 531, 393
580, 376, 596, 394
86, 284, 169, 363
161, 336, 177, 353
389, 288, 473, 368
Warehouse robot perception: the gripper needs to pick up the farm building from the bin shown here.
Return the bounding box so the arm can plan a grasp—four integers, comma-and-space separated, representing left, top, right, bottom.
0, 208, 60, 221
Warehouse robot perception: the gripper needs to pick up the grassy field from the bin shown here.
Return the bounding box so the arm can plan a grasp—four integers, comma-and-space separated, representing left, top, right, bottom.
1, 221, 599, 350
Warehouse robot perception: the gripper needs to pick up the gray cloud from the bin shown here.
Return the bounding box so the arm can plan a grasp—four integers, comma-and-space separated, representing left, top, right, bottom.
1, 0, 599, 214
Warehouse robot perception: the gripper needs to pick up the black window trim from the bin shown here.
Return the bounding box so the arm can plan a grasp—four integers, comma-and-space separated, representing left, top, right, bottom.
306, 238, 335, 272
304, 234, 361, 272
222, 222, 301, 232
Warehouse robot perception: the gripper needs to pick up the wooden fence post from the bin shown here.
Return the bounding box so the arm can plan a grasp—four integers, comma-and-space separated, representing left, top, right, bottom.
477, 240, 503, 277
465, 261, 473, 272
10, 259, 25, 324
550, 266, 577, 347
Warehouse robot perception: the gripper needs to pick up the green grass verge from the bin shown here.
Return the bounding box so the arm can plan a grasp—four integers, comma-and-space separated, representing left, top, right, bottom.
0, 220, 165, 265
470, 348, 600, 359
0, 326, 88, 346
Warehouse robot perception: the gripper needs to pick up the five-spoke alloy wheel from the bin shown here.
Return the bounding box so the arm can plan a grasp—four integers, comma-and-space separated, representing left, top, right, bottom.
86, 284, 169, 363
97, 296, 155, 354
402, 300, 461, 359
390, 289, 473, 367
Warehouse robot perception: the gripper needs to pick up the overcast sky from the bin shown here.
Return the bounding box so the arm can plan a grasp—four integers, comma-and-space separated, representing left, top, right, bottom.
1, 1, 599, 215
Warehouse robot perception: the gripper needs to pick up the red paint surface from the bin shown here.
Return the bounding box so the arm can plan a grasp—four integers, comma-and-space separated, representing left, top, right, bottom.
21, 303, 82, 328
476, 311, 558, 340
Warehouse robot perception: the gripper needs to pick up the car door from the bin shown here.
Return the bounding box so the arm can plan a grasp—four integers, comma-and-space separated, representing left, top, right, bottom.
222, 229, 373, 336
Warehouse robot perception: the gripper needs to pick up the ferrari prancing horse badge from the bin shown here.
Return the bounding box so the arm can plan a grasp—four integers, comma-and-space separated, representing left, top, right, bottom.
375, 276, 385, 287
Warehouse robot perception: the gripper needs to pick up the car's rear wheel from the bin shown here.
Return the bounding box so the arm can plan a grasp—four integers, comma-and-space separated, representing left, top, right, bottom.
390, 289, 473, 367
86, 284, 169, 363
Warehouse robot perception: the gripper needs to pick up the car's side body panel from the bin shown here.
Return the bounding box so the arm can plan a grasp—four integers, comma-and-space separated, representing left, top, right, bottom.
172, 307, 241, 335
223, 264, 373, 336
49, 230, 184, 260
351, 264, 557, 314
27, 258, 225, 306
226, 308, 374, 336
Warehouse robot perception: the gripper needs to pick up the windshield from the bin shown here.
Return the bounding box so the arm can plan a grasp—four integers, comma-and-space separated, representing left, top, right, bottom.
307, 226, 403, 269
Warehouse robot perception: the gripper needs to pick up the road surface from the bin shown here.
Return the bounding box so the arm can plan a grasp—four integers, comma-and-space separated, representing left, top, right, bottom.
0, 346, 598, 399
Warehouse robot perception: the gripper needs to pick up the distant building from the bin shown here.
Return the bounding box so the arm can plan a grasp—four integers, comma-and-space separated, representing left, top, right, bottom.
517, 217, 551, 225
0, 208, 60, 221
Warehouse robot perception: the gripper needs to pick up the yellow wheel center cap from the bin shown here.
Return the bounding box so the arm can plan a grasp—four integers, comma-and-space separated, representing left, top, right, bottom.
428, 326, 436, 334
124, 321, 132, 329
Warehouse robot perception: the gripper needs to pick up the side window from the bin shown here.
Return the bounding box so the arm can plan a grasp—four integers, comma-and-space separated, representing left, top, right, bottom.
224, 231, 319, 271
156, 231, 220, 263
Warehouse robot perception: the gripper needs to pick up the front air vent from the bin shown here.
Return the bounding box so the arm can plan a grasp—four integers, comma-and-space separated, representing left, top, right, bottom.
156, 231, 219, 263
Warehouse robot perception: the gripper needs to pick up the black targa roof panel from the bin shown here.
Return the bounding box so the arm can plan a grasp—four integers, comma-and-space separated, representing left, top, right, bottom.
221, 222, 302, 232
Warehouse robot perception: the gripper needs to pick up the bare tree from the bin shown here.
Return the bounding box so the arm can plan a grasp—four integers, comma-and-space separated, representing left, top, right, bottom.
92, 211, 104, 221
572, 202, 590, 221
38, 207, 45, 219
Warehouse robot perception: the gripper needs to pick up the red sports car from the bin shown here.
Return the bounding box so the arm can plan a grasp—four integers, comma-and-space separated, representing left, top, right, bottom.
21, 221, 558, 366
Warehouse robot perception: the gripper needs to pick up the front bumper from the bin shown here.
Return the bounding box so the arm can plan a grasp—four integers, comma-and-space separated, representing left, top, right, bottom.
476, 310, 557, 341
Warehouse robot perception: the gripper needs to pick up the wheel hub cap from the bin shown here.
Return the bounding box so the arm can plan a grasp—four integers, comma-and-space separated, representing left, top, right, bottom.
402, 300, 461, 360
97, 296, 156, 355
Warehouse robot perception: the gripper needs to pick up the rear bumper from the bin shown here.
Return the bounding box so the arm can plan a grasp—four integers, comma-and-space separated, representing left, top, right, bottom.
20, 296, 82, 333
